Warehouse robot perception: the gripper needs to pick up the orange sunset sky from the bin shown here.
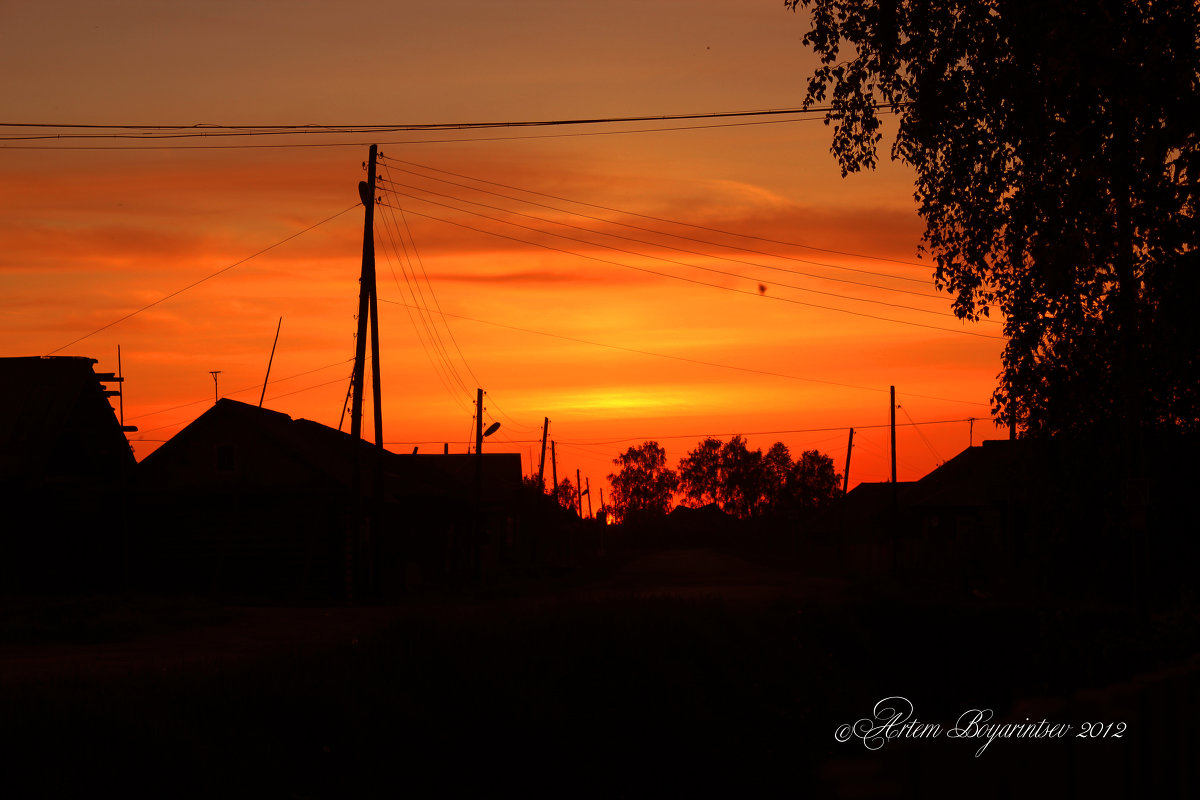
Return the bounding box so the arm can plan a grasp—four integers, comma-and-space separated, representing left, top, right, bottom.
1, 0, 1007, 500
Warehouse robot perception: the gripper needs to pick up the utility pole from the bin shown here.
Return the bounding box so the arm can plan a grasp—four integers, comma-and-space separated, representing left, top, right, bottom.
843, 427, 854, 495
210, 371, 222, 405
585, 478, 593, 519
475, 388, 485, 455
537, 417, 549, 490
890, 385, 898, 571
472, 388, 492, 588
350, 143, 382, 448
890, 386, 897, 485
551, 441, 558, 492
347, 144, 382, 604
576, 468, 583, 517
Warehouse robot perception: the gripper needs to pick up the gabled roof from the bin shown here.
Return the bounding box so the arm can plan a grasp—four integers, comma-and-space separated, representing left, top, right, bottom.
903, 438, 1042, 509
139, 398, 386, 489
140, 398, 522, 503
803, 479, 916, 539
842, 480, 914, 519
0, 356, 134, 484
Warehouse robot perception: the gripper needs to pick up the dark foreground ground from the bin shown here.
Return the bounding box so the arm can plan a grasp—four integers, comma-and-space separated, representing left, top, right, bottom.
2, 548, 1198, 798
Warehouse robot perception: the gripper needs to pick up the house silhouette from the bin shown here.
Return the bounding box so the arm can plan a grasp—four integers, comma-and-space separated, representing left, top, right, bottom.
137, 398, 522, 599
0, 356, 135, 592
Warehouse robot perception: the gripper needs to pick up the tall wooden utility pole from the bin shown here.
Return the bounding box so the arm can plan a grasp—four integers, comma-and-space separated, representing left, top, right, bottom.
347, 144, 382, 604
210, 371, 221, 405
576, 468, 583, 517
473, 388, 486, 586
350, 144, 382, 447
551, 441, 558, 492
843, 427, 854, 495
537, 417, 549, 490
890, 386, 897, 485
475, 389, 485, 455
890, 385, 898, 571
585, 478, 593, 519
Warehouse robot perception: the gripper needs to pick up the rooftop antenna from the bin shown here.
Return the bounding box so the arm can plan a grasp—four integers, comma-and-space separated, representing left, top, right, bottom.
259, 317, 283, 408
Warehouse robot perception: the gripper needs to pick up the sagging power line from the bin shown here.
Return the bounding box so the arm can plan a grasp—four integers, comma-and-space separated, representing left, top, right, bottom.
45, 204, 359, 355
374, 173, 957, 306
379, 155, 932, 271
0, 105, 883, 138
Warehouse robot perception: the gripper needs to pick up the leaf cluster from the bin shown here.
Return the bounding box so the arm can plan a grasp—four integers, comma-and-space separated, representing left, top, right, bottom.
787, 0, 1200, 435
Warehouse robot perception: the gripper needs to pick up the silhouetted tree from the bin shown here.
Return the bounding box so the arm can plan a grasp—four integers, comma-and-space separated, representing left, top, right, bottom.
785, 449, 841, 515
677, 436, 841, 519
607, 441, 678, 524
718, 435, 768, 518
677, 437, 724, 507
787, 0, 1200, 436
761, 441, 796, 512
552, 477, 579, 515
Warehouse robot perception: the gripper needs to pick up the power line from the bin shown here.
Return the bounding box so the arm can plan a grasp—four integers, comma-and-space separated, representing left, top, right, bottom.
374, 188, 531, 430
0, 117, 829, 151
127, 358, 354, 422
0, 105, 866, 135
375, 177, 976, 316
376, 199, 476, 410
373, 188, 539, 434
378, 202, 1004, 340
265, 375, 352, 403
393, 201, 484, 390
898, 403, 945, 464
376, 297, 990, 407
377, 171, 940, 294
379, 155, 931, 271
45, 204, 359, 355
132, 373, 353, 435
483, 392, 541, 434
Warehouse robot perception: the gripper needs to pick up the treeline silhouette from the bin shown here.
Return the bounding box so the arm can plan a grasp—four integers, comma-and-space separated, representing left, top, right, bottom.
606, 437, 841, 524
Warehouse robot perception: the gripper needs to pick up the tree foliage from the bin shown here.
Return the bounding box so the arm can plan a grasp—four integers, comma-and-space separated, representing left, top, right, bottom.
787, 0, 1200, 435
678, 436, 841, 519
552, 477, 579, 515
607, 441, 678, 523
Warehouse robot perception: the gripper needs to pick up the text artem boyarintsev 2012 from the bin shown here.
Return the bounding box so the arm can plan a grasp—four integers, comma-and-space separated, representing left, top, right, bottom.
835, 696, 1127, 757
